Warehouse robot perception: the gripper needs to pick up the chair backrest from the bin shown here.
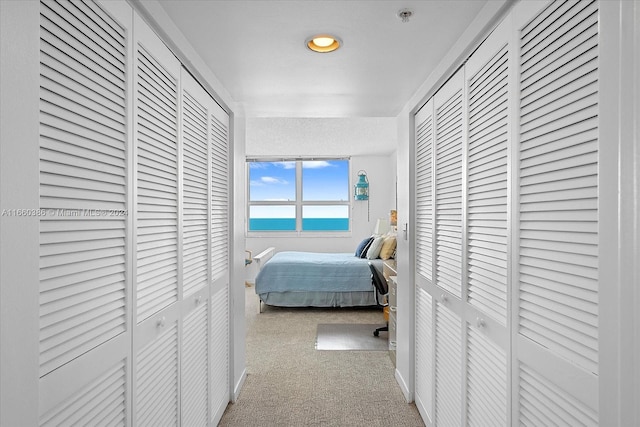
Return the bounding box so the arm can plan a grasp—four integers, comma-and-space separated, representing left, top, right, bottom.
368, 262, 388, 306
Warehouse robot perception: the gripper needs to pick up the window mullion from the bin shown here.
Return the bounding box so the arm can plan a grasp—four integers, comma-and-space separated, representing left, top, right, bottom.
296, 161, 303, 232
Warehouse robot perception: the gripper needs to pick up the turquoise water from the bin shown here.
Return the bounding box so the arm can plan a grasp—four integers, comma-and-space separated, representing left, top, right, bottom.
249, 218, 349, 231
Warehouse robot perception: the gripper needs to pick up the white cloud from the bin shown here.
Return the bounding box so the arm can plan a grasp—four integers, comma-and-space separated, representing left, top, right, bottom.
278, 161, 296, 169
302, 161, 332, 169
261, 176, 287, 184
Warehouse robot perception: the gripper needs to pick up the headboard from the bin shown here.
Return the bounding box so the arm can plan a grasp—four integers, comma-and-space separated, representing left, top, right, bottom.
253, 247, 276, 271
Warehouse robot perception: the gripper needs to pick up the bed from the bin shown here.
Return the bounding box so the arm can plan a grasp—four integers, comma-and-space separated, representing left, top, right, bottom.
254, 250, 384, 309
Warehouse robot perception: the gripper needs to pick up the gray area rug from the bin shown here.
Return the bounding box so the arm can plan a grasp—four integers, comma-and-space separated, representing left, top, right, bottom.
316, 323, 388, 351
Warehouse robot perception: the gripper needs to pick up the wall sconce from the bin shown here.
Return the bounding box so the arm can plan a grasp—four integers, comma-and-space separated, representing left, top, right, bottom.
354, 170, 369, 201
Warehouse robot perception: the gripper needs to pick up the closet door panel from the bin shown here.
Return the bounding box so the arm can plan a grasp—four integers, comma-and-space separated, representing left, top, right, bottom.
40, 358, 127, 427
465, 38, 510, 326
433, 71, 464, 299
180, 70, 214, 425
415, 99, 435, 287
516, 0, 599, 377
134, 14, 181, 324
210, 286, 230, 422
182, 299, 209, 426
210, 102, 230, 294
39, 0, 129, 379
514, 0, 600, 421
182, 71, 210, 298
462, 18, 512, 426
414, 99, 435, 424
518, 363, 597, 426
37, 1, 133, 422
132, 12, 183, 426
209, 99, 230, 424
466, 326, 507, 427
135, 318, 180, 426
434, 302, 462, 426
414, 287, 434, 423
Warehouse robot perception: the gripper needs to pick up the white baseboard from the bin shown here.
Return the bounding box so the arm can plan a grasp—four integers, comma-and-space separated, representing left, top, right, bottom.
395, 368, 413, 403
232, 367, 247, 403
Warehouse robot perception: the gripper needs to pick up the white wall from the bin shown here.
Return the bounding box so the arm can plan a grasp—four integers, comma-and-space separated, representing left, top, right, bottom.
246, 117, 397, 157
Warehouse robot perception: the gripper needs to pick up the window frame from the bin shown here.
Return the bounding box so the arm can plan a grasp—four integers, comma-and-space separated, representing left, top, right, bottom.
246, 157, 352, 236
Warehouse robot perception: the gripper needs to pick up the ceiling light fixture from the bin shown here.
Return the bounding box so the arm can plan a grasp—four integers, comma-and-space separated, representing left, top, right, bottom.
306, 34, 342, 53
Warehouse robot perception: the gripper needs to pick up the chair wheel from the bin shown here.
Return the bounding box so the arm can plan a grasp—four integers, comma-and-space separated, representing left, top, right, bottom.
373, 330, 379, 337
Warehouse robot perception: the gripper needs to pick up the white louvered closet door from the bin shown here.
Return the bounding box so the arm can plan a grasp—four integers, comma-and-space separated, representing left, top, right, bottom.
414, 99, 435, 424
514, 0, 600, 424
432, 69, 465, 426
133, 13, 182, 426
414, 16, 512, 426
209, 99, 231, 422
181, 69, 214, 426
37, 0, 132, 424
463, 17, 511, 427
434, 70, 464, 299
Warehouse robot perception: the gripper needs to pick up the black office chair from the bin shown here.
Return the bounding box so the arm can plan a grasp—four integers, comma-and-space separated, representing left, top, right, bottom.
368, 262, 389, 337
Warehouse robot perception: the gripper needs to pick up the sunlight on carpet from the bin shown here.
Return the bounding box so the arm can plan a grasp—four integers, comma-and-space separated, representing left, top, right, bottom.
316, 323, 389, 351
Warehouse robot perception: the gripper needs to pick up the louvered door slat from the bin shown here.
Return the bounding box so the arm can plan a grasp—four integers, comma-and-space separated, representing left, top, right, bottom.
136, 322, 179, 426
39, 0, 127, 378
518, 0, 599, 377
210, 287, 229, 419
521, 1, 595, 70
466, 326, 507, 427
211, 112, 229, 283
519, 364, 597, 426
467, 44, 509, 324
435, 89, 463, 297
435, 303, 462, 426
415, 287, 433, 421
136, 42, 178, 323
182, 302, 209, 426
45, 0, 125, 71
39, 360, 126, 427
182, 89, 209, 297
416, 103, 434, 282
40, 4, 124, 81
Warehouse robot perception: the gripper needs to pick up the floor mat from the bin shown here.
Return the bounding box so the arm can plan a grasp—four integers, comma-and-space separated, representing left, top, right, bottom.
315, 323, 388, 351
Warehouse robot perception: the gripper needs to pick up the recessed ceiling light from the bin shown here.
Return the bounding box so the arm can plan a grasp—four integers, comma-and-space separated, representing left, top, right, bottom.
306, 34, 341, 53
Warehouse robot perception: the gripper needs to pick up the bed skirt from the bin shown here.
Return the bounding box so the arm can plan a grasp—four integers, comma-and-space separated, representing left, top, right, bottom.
258, 290, 377, 308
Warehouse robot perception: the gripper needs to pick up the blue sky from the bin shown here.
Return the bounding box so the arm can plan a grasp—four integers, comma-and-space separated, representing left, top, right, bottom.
249, 160, 348, 202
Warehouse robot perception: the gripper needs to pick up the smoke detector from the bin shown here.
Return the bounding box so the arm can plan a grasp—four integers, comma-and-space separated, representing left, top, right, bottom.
397, 9, 413, 23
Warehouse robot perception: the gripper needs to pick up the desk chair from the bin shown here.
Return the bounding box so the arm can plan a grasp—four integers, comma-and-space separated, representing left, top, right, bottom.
368, 262, 389, 337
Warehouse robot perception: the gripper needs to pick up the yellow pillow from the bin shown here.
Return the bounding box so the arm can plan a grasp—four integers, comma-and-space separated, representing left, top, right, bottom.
379, 235, 397, 260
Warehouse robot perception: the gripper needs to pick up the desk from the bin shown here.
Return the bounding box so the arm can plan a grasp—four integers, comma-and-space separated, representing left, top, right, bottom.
383, 259, 397, 367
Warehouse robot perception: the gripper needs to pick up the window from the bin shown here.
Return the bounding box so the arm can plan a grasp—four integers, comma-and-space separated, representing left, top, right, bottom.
247, 159, 350, 232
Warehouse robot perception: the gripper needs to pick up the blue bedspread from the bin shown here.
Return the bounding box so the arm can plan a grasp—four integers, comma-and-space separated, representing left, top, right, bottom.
255, 251, 380, 294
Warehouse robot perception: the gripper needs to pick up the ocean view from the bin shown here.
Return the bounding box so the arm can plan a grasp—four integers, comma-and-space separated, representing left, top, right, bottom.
250, 218, 349, 231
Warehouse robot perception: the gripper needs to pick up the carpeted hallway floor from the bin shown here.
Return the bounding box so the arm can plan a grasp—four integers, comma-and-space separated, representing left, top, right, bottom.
218, 286, 425, 426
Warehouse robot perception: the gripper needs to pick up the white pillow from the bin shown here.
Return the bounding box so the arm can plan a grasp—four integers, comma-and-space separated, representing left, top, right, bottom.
366, 236, 385, 259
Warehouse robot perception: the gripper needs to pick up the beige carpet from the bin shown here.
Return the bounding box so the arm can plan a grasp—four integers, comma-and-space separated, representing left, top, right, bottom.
315, 323, 389, 351
218, 287, 425, 427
